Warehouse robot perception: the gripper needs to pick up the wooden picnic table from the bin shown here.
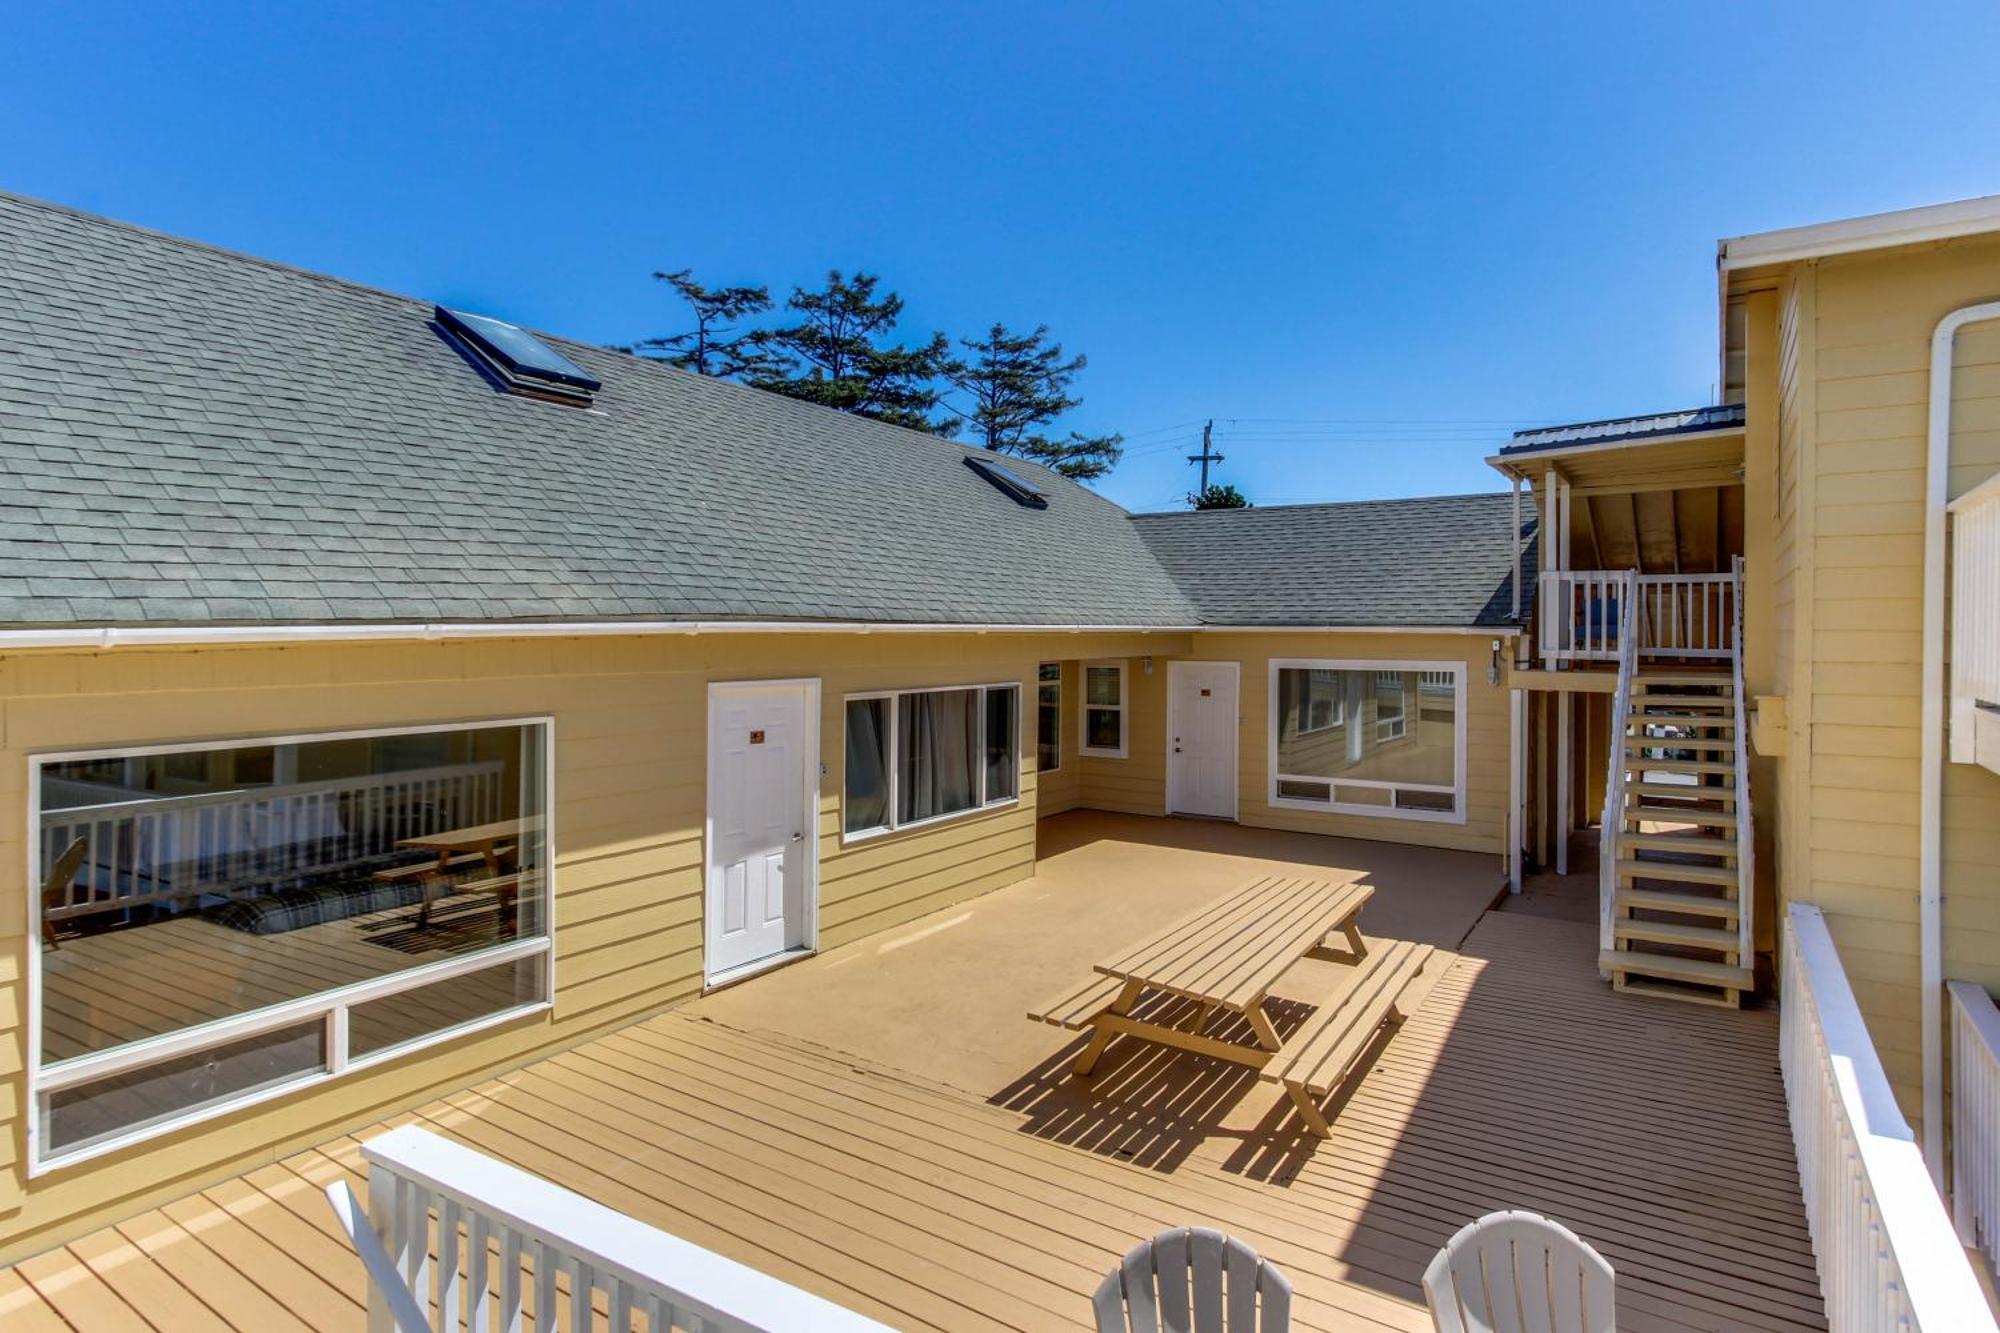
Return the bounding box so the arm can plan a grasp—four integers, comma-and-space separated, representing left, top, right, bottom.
1029, 873, 1433, 1138
392, 817, 540, 928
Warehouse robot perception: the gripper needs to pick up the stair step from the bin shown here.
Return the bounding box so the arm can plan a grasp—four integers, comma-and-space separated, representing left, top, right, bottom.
1631, 692, 1734, 706
1636, 672, 1731, 686
1617, 857, 1740, 887
1608, 974, 1745, 1008
1629, 711, 1734, 726
1621, 830, 1736, 855
1613, 918, 1742, 953
1616, 886, 1740, 919
1627, 780, 1736, 801
1629, 803, 1737, 828
1599, 948, 1752, 991
1632, 758, 1736, 776
1626, 736, 1734, 753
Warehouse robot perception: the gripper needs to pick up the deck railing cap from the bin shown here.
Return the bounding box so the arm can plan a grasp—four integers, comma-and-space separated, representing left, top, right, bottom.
362, 1125, 892, 1331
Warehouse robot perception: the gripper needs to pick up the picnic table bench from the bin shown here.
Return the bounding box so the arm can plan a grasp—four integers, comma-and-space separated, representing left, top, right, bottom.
1029, 874, 1433, 1138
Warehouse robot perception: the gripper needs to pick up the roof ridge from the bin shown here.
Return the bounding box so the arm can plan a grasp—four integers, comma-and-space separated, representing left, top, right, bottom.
1129, 490, 1512, 519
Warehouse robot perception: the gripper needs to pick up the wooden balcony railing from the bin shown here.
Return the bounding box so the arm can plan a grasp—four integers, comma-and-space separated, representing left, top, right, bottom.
343, 1125, 891, 1332
1537, 569, 1738, 667
1781, 905, 1996, 1332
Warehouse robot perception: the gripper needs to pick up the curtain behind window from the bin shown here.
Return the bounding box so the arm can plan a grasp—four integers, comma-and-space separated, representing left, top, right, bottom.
898, 689, 978, 823
844, 698, 890, 832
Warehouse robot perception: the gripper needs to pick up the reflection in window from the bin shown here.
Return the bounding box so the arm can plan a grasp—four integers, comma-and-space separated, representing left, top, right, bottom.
1272, 665, 1460, 819
34, 720, 551, 1164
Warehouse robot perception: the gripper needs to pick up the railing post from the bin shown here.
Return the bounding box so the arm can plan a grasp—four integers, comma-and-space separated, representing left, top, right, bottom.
367, 1161, 403, 1333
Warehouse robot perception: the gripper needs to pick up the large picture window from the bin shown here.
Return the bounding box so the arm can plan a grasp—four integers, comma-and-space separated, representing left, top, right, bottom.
844, 683, 1020, 839
29, 718, 553, 1169
1269, 661, 1464, 821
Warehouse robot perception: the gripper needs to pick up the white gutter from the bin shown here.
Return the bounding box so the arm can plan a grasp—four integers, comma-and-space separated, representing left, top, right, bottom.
1920, 299, 2000, 1187
0, 619, 1525, 652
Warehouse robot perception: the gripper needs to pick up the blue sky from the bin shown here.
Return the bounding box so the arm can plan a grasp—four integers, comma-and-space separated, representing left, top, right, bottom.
7, 2, 2000, 511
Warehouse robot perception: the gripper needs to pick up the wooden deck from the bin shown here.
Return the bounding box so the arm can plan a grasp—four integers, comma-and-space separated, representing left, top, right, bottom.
0, 902, 1825, 1330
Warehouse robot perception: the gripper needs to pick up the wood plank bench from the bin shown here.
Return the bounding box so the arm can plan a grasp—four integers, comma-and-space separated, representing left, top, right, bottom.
1028, 973, 1128, 1031
371, 851, 489, 883
1260, 940, 1434, 1138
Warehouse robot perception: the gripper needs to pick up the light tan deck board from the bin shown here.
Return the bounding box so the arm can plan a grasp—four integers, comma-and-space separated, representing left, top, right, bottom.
0, 828, 1822, 1332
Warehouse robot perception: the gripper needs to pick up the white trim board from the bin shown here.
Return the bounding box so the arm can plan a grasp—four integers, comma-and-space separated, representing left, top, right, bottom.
0, 620, 1518, 652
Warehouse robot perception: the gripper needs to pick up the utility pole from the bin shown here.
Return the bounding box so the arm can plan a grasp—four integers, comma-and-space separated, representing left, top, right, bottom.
1187, 419, 1224, 492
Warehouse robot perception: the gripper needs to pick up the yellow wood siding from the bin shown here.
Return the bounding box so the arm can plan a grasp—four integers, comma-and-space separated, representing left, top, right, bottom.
1773, 235, 2000, 1121
0, 629, 1183, 1259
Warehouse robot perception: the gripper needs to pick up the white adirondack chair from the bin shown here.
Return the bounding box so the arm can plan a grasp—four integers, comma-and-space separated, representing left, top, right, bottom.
1422, 1210, 1615, 1333
1092, 1226, 1292, 1333
325, 1179, 432, 1333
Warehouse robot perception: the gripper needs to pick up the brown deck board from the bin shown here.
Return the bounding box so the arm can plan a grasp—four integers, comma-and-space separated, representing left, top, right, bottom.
0, 879, 1823, 1331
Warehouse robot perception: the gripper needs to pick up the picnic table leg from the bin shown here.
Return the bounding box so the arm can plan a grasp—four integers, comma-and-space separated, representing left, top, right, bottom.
1246, 1003, 1284, 1053
1341, 919, 1367, 960
1073, 979, 1145, 1077
419, 849, 451, 927
1286, 1085, 1334, 1140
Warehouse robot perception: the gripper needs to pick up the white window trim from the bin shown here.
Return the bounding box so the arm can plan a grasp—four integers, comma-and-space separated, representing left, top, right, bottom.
1267, 659, 1467, 825
1079, 660, 1129, 759
25, 715, 557, 1174
841, 682, 1021, 844
1036, 663, 1063, 775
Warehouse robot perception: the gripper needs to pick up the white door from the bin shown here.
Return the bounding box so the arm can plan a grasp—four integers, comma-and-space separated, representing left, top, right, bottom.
706, 680, 818, 981
1167, 661, 1238, 819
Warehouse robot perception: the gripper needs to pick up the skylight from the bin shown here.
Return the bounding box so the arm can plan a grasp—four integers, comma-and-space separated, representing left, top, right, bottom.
435, 306, 601, 405
965, 455, 1049, 509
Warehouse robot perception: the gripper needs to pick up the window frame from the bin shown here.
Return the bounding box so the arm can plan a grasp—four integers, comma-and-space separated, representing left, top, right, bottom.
1079, 660, 1129, 759
24, 715, 557, 1175
1036, 662, 1062, 774
1267, 659, 1466, 824
841, 682, 1021, 844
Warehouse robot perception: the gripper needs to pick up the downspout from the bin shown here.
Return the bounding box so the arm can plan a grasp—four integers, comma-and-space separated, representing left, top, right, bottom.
1921, 299, 2000, 1186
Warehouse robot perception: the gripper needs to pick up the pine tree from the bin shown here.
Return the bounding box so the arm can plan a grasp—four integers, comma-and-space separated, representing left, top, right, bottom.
749, 271, 949, 432
1188, 483, 1251, 510
624, 269, 776, 379
942, 323, 1123, 480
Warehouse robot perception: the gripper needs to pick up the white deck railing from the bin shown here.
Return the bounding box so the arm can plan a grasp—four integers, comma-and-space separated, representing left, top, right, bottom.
1951, 980, 2000, 1286
1729, 555, 1755, 967
1597, 570, 1641, 958
41, 761, 505, 919
344, 1125, 890, 1333
1538, 569, 1737, 666
1781, 905, 1997, 1332
1950, 474, 2000, 767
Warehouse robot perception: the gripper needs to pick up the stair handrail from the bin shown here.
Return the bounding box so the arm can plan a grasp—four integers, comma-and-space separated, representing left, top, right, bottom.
1599, 568, 1643, 960
1731, 554, 1754, 968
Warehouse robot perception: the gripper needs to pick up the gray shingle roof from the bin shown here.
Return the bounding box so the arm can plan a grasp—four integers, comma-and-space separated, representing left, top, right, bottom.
0, 192, 1533, 633
0, 192, 1197, 628
1130, 494, 1536, 628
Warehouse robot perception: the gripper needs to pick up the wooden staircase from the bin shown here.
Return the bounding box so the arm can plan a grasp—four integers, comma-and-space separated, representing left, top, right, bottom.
1598, 669, 1753, 1006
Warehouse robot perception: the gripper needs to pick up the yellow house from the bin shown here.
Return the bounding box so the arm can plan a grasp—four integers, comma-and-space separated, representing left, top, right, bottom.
4, 186, 2000, 1327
